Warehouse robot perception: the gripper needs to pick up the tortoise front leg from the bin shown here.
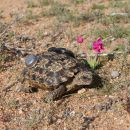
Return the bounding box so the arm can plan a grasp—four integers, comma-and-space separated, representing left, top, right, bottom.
43, 85, 66, 103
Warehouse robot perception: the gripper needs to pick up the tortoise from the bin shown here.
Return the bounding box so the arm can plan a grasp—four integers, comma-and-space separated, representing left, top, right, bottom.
21, 47, 93, 102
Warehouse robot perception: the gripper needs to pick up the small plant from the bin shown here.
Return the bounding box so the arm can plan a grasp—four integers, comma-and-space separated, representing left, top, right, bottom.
76, 35, 105, 70
78, 10, 104, 23
71, 0, 85, 4
39, 0, 53, 6
110, 25, 129, 39
87, 57, 100, 70
23, 10, 40, 22
110, 0, 127, 8
91, 25, 130, 41
78, 12, 95, 23
77, 36, 84, 43
27, 0, 38, 8
43, 2, 67, 16
24, 115, 41, 128
111, 14, 129, 23
76, 35, 85, 53
92, 37, 105, 53
0, 10, 3, 18
124, 4, 130, 18
7, 99, 20, 109
114, 44, 125, 52
87, 37, 104, 70
36, 29, 44, 40
92, 3, 106, 10
41, 1, 77, 24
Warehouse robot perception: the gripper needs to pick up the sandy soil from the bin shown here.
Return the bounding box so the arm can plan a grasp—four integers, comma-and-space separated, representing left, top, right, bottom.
0, 0, 130, 129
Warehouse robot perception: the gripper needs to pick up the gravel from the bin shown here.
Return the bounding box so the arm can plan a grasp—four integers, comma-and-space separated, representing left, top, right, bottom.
111, 71, 120, 78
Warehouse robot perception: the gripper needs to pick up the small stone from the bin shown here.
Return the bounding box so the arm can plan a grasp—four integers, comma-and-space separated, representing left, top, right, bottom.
111, 71, 120, 78
44, 32, 49, 36
18, 109, 24, 114
56, 119, 62, 124
78, 88, 86, 94
110, 12, 128, 17
77, 52, 87, 58
3, 128, 9, 130
70, 111, 75, 117
15, 83, 23, 92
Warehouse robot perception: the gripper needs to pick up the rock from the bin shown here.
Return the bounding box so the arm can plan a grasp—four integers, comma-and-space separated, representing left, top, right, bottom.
110, 13, 128, 17
93, 98, 114, 112
78, 88, 86, 94
3, 128, 9, 130
63, 107, 72, 117
111, 71, 120, 78
77, 52, 87, 58
70, 111, 76, 117
81, 116, 96, 129
43, 32, 50, 36
15, 83, 23, 92
56, 119, 62, 124
46, 114, 56, 125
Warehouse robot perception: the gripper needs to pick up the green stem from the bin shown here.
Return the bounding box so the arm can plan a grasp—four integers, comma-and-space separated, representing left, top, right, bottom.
95, 53, 98, 61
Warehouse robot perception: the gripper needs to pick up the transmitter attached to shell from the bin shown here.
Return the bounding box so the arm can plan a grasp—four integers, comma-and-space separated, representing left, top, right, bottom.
25, 55, 38, 67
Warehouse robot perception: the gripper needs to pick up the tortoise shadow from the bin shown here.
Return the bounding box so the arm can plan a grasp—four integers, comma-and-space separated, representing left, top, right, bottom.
89, 72, 103, 89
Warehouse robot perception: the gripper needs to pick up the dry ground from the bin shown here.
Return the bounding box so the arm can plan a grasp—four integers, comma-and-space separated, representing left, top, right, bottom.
0, 0, 130, 129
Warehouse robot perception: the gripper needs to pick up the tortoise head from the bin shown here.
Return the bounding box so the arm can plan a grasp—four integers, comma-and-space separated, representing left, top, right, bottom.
73, 70, 93, 86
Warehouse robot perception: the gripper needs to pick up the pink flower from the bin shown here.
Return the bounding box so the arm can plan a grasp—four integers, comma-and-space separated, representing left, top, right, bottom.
92, 37, 104, 53
77, 36, 84, 43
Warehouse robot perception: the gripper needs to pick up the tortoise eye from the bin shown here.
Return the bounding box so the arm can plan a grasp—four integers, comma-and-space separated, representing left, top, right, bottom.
25, 55, 38, 67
